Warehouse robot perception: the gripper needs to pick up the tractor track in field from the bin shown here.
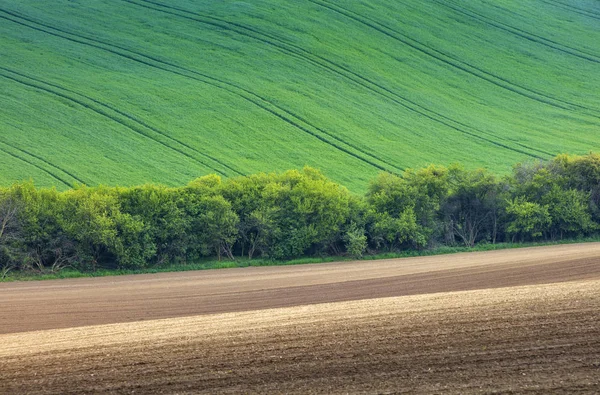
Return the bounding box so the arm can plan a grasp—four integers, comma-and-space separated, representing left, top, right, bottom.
125, 0, 406, 172
315, 0, 599, 113
0, 136, 85, 184
0, 67, 234, 177
542, 0, 600, 20
126, 0, 550, 160
310, 0, 600, 119
0, 9, 397, 174
0, 66, 242, 178
435, 0, 600, 63
0, 139, 74, 187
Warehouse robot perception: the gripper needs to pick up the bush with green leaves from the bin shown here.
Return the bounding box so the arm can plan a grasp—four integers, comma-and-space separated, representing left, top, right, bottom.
2, 153, 600, 275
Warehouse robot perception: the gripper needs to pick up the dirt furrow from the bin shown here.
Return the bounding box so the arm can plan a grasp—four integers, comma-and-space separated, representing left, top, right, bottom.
2, 243, 599, 334
1, 279, 599, 394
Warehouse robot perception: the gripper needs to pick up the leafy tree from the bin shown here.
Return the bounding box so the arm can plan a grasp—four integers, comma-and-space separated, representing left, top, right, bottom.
366, 166, 448, 250
182, 192, 239, 261
367, 172, 414, 218
0, 186, 24, 277
240, 206, 278, 259
6, 183, 77, 273
510, 160, 557, 200
505, 157, 596, 241
61, 186, 149, 270
369, 208, 427, 251
541, 186, 595, 239
443, 166, 501, 247
186, 174, 222, 195
505, 197, 552, 241
0, 189, 20, 243
344, 222, 367, 258
118, 185, 185, 265
268, 168, 352, 258
552, 153, 600, 222
219, 173, 277, 258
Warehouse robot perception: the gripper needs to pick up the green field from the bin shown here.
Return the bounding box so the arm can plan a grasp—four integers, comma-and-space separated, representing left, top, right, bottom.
1, 0, 599, 191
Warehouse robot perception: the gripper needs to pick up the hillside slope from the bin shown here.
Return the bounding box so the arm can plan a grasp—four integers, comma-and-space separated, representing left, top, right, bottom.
1, 0, 599, 191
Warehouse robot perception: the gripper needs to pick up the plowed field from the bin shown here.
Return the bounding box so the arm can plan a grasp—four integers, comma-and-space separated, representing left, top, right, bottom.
1, 243, 600, 393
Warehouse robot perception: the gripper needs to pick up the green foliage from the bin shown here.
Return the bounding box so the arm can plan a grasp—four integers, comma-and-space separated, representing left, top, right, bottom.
506, 198, 552, 240
505, 156, 598, 240
217, 173, 277, 258
258, 168, 352, 259
1, 1, 600, 192
61, 187, 149, 270
443, 166, 501, 246
549, 153, 600, 221
344, 223, 367, 259
183, 193, 239, 260
216, 167, 354, 259
369, 209, 427, 251
12, 183, 73, 273
118, 185, 183, 265
0, 186, 23, 277
542, 186, 596, 238
366, 166, 449, 249
2, 153, 600, 275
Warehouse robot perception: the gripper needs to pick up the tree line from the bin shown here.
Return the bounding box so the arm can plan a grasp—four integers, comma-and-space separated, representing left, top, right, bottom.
1, 153, 600, 277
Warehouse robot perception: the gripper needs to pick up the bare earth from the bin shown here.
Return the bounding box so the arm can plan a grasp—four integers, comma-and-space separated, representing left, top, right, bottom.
1, 243, 600, 393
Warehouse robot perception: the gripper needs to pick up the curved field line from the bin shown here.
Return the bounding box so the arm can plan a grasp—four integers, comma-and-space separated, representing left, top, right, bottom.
0, 9, 395, 174
0, 67, 243, 177
0, 14, 231, 177
0, 10, 394, 174
127, 0, 548, 159
434, 0, 600, 63
313, 0, 597, 112
0, 139, 73, 187
126, 0, 409, 171
542, 0, 600, 20
0, 103, 86, 185
0, 68, 231, 178
309, 0, 600, 118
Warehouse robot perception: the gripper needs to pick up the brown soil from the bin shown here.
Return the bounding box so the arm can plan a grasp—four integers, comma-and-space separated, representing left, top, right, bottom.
2, 243, 600, 334
1, 243, 600, 393
1, 280, 599, 394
